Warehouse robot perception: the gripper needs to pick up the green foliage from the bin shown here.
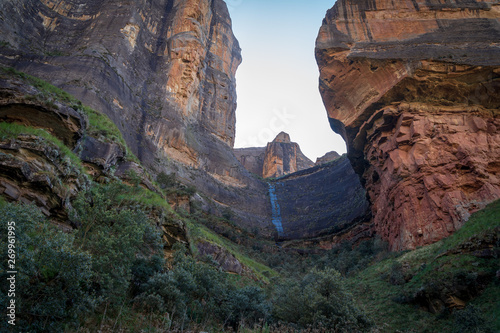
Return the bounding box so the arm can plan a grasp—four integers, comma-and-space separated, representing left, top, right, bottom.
452, 305, 494, 333
0, 203, 92, 332
71, 183, 163, 305
133, 243, 270, 330
272, 268, 372, 331
0, 122, 85, 173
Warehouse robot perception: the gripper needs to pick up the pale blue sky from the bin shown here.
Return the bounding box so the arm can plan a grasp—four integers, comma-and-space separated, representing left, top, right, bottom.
227, 0, 346, 161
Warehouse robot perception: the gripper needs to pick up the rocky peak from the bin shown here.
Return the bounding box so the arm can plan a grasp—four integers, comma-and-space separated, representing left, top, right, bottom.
315, 151, 340, 165
273, 131, 291, 143
316, 0, 500, 250
234, 132, 314, 179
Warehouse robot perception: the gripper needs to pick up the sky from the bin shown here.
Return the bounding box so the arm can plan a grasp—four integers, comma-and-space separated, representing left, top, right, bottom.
227, 0, 346, 161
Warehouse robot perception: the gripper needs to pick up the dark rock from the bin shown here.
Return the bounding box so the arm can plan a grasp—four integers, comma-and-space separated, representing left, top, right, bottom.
269, 155, 369, 240
79, 136, 123, 170
197, 240, 243, 274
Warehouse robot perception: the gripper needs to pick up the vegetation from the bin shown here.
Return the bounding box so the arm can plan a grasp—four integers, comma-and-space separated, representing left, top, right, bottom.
0, 68, 498, 332
0, 65, 138, 163
0, 122, 86, 173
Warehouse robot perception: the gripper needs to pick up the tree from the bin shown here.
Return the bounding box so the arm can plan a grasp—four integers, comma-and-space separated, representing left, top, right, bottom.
0, 202, 92, 332
273, 268, 372, 331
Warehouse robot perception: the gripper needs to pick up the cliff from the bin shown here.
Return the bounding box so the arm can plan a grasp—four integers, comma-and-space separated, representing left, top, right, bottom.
234, 132, 314, 178
268, 155, 370, 242
316, 0, 500, 250
0, 0, 271, 231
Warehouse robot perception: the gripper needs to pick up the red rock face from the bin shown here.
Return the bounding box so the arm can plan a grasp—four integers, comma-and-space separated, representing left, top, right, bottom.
316, 0, 500, 250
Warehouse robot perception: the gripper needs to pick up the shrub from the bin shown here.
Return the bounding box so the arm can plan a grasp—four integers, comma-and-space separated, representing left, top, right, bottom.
0, 202, 92, 332
70, 183, 163, 306
452, 305, 493, 333
272, 268, 372, 331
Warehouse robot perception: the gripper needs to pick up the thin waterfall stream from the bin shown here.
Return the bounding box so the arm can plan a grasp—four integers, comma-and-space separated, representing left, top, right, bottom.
268, 182, 284, 237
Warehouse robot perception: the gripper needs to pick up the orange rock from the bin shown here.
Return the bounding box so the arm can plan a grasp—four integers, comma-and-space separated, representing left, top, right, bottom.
316, 0, 500, 250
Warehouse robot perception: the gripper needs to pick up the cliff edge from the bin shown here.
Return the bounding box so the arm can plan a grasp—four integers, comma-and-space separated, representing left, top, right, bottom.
316, 0, 500, 250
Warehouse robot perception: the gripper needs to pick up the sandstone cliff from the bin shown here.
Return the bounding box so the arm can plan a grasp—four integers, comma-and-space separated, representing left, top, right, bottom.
316, 0, 500, 250
0, 0, 272, 231
0, 69, 187, 247
234, 132, 314, 179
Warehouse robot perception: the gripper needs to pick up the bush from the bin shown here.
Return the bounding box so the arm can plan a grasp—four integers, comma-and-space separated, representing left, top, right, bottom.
70, 183, 163, 306
133, 243, 271, 330
272, 268, 372, 331
453, 305, 494, 333
0, 202, 92, 332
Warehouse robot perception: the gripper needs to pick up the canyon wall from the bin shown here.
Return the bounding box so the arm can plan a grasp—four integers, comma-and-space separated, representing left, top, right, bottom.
0, 0, 271, 231
316, 0, 500, 250
269, 155, 370, 242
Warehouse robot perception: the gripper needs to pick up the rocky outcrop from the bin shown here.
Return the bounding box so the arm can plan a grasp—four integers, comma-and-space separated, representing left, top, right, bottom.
316, 0, 500, 250
197, 240, 243, 274
233, 147, 266, 177
235, 132, 314, 179
262, 132, 314, 178
0, 0, 274, 232
268, 155, 370, 240
315, 151, 340, 165
0, 71, 188, 247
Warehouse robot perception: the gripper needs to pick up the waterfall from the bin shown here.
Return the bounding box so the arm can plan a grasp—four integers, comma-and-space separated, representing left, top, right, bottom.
268, 182, 284, 237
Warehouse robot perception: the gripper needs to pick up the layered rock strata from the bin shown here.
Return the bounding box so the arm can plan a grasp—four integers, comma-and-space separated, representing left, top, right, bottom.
269, 156, 370, 240
0, 0, 271, 231
0, 71, 187, 247
316, 0, 500, 250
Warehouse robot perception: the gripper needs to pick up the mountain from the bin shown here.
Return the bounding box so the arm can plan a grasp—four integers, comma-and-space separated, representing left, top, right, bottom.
234, 132, 314, 179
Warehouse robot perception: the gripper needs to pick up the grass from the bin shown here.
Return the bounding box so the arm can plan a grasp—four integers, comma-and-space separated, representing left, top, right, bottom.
185, 219, 278, 284
0, 122, 86, 174
0, 65, 139, 163
346, 199, 500, 332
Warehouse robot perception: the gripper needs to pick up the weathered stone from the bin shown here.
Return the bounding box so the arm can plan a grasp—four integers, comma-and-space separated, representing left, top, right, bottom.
233, 147, 266, 177
315, 151, 340, 165
0, 136, 88, 221
0, 0, 276, 233
79, 136, 124, 170
0, 76, 84, 148
262, 132, 314, 179
269, 156, 370, 240
316, 0, 500, 250
197, 240, 243, 274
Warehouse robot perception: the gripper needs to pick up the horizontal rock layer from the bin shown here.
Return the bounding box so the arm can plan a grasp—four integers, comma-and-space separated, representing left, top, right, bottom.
316, 0, 500, 250
0, 0, 274, 231
270, 156, 370, 240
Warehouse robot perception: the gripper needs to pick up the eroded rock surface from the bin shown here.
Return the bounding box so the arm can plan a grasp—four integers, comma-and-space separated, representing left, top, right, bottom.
316, 0, 500, 250
0, 0, 272, 231
235, 132, 314, 179
270, 156, 369, 240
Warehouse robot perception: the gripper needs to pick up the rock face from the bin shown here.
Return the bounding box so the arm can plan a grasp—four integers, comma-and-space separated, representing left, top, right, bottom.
316, 0, 500, 250
233, 147, 266, 176
0, 71, 187, 247
0, 0, 272, 231
315, 151, 340, 165
268, 155, 370, 240
234, 132, 314, 179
